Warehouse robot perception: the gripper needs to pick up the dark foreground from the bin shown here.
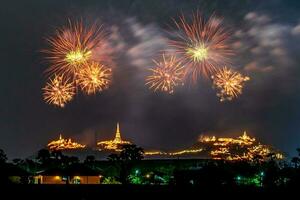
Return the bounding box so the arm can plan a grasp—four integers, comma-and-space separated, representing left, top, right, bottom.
1, 185, 297, 199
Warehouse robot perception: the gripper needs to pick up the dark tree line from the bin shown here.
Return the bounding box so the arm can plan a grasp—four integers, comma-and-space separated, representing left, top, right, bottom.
1, 146, 300, 188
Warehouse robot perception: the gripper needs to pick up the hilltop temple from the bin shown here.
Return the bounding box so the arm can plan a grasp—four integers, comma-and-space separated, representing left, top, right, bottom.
97, 123, 131, 151
47, 134, 86, 151
198, 131, 283, 161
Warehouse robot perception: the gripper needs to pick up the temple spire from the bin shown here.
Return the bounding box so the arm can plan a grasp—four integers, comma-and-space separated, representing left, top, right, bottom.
114, 122, 121, 143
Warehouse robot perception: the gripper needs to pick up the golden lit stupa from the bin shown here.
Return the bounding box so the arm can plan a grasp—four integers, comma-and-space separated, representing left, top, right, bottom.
47, 134, 86, 151
97, 123, 131, 151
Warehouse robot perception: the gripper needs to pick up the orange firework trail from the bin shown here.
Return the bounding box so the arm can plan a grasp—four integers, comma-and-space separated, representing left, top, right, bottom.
77, 62, 112, 95
43, 20, 108, 78
146, 54, 185, 94
170, 12, 233, 82
43, 75, 75, 107
211, 67, 250, 102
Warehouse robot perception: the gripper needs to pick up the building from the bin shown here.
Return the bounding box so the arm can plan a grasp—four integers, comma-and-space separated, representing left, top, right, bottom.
33, 164, 102, 184
47, 134, 86, 151
97, 123, 131, 151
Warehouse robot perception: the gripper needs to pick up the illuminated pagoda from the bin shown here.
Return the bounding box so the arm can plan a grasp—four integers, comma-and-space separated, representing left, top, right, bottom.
47, 134, 86, 151
97, 123, 131, 151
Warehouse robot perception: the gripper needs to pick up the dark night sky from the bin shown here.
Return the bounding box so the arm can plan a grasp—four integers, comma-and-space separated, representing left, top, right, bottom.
1, 0, 300, 159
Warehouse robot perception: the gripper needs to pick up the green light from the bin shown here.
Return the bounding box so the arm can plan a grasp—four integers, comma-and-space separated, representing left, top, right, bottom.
135, 169, 140, 175
260, 172, 264, 176
236, 176, 241, 181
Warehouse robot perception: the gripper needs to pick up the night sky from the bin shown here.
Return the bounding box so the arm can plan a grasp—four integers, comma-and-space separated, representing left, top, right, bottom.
1, 0, 300, 159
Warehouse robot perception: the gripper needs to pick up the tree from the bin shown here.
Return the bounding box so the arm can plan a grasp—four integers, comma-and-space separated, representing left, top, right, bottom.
36, 149, 51, 166
296, 148, 300, 156
107, 144, 144, 184
61, 155, 79, 167
291, 157, 300, 168
84, 155, 96, 164
50, 150, 63, 160
12, 158, 23, 166
0, 148, 7, 164
119, 144, 144, 161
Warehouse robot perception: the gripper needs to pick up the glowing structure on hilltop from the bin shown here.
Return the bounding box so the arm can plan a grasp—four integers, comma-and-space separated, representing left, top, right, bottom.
145, 132, 283, 161
97, 123, 131, 151
47, 134, 86, 151
170, 12, 232, 82
199, 131, 283, 161
77, 62, 112, 95
211, 67, 250, 102
146, 54, 185, 94
43, 75, 75, 107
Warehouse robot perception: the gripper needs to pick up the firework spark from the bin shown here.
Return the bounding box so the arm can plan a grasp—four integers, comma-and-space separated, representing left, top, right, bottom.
43, 20, 107, 78
170, 12, 233, 82
146, 54, 185, 94
77, 62, 112, 95
212, 67, 250, 102
43, 75, 75, 107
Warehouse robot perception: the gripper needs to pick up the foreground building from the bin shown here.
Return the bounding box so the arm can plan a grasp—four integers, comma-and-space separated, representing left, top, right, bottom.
33, 164, 102, 184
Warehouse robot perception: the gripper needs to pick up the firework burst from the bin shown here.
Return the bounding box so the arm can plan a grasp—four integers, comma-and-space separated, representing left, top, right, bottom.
146, 54, 185, 94
170, 12, 233, 82
77, 62, 112, 95
43, 20, 107, 78
212, 67, 250, 102
43, 75, 75, 107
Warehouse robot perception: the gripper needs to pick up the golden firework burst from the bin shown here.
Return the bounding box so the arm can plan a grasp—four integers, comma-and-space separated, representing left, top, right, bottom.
43, 20, 107, 78
146, 54, 185, 94
170, 12, 233, 82
43, 75, 75, 107
211, 67, 250, 102
77, 62, 112, 95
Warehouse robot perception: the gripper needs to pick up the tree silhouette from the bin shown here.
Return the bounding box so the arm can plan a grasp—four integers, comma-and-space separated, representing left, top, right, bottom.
84, 155, 96, 164
291, 157, 300, 168
119, 144, 144, 161
107, 144, 144, 184
37, 149, 51, 166
12, 158, 23, 166
61, 155, 79, 167
0, 148, 7, 164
